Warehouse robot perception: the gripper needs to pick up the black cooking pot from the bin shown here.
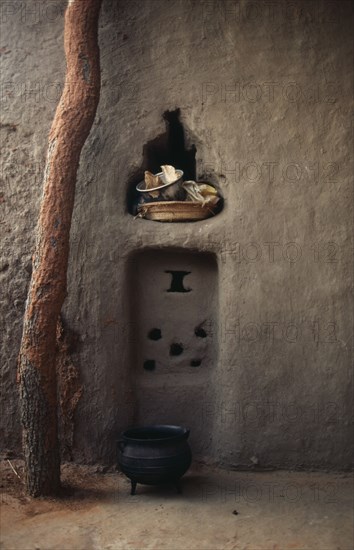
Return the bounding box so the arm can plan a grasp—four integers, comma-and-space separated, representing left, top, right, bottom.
117, 425, 192, 494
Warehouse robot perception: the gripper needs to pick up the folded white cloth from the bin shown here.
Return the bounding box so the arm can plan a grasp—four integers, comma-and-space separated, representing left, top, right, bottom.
161, 165, 179, 184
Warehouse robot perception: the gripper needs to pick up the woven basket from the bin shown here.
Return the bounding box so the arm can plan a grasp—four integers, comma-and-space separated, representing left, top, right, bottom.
137, 201, 216, 222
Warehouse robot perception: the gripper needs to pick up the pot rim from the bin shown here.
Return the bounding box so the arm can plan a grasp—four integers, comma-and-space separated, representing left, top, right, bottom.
120, 424, 190, 443
136, 170, 184, 193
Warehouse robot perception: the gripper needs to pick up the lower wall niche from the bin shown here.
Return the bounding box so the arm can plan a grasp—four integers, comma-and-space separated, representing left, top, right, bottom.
128, 248, 218, 455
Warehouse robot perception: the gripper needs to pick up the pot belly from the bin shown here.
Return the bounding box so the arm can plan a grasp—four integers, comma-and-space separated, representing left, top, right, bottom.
118, 442, 192, 485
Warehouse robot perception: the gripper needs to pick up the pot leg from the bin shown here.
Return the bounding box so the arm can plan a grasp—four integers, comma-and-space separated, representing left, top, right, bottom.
130, 481, 137, 495
175, 480, 182, 494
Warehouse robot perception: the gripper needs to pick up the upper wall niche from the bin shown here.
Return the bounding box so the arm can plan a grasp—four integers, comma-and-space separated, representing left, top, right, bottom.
126, 109, 223, 218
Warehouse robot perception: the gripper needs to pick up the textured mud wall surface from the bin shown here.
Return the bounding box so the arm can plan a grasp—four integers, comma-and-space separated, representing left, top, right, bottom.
1, 0, 353, 468
1, 3, 66, 454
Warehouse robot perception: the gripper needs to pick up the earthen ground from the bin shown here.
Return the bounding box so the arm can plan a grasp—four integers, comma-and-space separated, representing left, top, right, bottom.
0, 460, 352, 550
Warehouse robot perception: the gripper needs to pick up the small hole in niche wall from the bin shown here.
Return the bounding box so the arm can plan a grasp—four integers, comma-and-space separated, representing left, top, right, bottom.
190, 359, 202, 367
143, 360, 156, 371
165, 270, 191, 292
148, 328, 162, 340
195, 327, 207, 338
170, 343, 184, 356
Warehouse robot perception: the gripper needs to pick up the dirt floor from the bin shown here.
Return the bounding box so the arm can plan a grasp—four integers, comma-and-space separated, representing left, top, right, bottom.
0, 460, 352, 550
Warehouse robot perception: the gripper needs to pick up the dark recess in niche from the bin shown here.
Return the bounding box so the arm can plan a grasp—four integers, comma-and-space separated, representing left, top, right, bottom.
170, 343, 184, 356
195, 326, 207, 338
190, 359, 202, 367
165, 270, 191, 292
127, 108, 197, 215
143, 360, 156, 371
148, 328, 162, 340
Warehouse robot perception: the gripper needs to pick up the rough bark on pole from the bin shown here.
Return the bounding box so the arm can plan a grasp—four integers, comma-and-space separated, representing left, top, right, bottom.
18, 0, 102, 497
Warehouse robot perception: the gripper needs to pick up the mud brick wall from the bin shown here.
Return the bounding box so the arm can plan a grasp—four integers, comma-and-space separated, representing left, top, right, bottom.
0, 0, 352, 468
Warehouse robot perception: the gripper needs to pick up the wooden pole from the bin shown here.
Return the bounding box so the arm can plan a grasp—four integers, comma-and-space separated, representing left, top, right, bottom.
18, 0, 102, 496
